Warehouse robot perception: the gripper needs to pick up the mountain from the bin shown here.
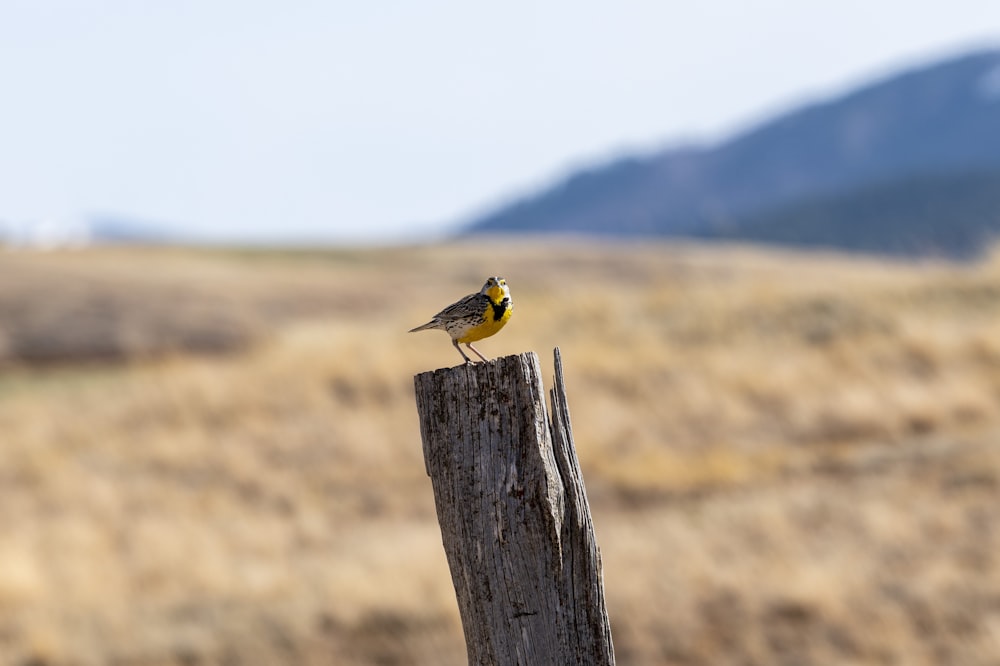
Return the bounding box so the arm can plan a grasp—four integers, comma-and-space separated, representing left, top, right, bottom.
708, 169, 1000, 258
87, 215, 181, 244
463, 48, 1000, 256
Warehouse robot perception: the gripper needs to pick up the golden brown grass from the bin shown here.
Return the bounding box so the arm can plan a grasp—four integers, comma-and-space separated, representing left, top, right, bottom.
1, 240, 999, 665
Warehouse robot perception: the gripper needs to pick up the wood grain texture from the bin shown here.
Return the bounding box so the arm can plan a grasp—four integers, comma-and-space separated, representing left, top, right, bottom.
414, 349, 614, 666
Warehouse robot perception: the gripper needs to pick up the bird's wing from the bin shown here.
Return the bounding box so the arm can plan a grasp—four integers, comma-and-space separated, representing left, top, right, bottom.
432, 293, 484, 321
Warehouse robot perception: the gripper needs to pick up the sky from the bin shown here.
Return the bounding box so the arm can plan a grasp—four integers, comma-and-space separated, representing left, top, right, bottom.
1, 2, 998, 245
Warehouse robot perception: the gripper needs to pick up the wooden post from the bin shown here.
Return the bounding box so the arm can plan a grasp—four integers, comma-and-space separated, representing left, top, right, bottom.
414, 348, 615, 666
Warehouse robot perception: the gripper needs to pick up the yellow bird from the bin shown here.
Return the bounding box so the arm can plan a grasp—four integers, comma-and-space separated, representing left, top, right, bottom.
409, 277, 513, 364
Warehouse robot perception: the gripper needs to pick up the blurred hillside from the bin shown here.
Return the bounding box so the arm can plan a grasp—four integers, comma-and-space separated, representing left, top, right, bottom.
712, 168, 1000, 258
465, 49, 1000, 257
1, 242, 999, 665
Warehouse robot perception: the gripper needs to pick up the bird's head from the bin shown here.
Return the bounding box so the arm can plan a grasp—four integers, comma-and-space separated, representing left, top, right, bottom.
481, 276, 510, 304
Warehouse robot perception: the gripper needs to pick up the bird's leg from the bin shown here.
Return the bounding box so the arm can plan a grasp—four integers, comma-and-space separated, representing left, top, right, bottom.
452, 339, 474, 364
466, 343, 490, 363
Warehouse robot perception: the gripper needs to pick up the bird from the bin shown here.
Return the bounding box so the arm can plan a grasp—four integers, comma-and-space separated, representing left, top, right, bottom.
408, 277, 513, 364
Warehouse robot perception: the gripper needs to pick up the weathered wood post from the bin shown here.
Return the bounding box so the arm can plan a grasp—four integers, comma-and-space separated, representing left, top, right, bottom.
414, 348, 614, 665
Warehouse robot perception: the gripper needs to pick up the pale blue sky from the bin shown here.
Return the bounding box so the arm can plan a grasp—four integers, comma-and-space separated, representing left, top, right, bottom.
1, 1, 998, 244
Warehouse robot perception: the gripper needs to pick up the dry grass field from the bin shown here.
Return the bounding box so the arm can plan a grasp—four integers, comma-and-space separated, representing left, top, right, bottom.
1, 240, 999, 665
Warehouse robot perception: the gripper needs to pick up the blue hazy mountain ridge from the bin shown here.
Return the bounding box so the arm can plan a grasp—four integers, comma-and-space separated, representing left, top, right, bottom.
462, 49, 1000, 256
712, 168, 1000, 258
88, 215, 182, 244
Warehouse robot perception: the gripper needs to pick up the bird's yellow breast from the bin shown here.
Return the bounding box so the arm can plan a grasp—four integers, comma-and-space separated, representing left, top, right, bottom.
456, 298, 512, 343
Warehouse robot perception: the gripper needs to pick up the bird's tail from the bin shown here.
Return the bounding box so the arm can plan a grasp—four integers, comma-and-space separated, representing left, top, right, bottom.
408, 320, 439, 333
